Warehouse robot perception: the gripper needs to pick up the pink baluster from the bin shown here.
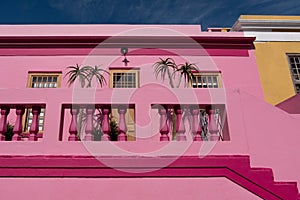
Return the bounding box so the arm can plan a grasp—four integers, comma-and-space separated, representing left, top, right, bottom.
158, 106, 169, 141
84, 107, 94, 141
191, 107, 202, 141
29, 106, 41, 141
12, 106, 25, 141
117, 106, 127, 141
208, 109, 219, 141
0, 107, 10, 141
101, 106, 111, 141
175, 106, 186, 141
68, 108, 78, 141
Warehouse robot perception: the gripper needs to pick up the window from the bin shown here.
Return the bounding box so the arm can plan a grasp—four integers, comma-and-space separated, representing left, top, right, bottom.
110, 69, 139, 88
28, 74, 61, 88
192, 73, 222, 88
288, 55, 300, 93
25, 72, 61, 132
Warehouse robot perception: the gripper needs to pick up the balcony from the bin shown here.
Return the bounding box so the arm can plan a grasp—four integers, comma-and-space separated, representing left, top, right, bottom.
0, 87, 243, 157
0, 104, 228, 140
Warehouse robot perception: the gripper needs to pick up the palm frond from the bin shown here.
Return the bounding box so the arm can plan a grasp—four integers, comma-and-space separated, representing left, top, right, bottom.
85, 65, 109, 88
64, 64, 109, 88
176, 62, 199, 88
152, 57, 176, 87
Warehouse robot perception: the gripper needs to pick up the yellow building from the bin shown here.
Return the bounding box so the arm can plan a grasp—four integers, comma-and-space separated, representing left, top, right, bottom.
232, 15, 300, 105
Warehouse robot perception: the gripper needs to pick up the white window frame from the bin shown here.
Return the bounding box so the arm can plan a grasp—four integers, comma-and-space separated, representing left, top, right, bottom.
191, 73, 222, 88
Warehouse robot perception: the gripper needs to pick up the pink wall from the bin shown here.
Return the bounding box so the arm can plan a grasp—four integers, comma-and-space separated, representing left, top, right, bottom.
0, 178, 261, 200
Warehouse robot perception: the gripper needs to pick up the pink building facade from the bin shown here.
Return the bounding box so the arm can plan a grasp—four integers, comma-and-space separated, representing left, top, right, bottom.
0, 25, 299, 199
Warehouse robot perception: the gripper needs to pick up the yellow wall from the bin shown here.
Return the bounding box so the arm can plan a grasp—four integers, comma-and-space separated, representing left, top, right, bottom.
254, 42, 300, 105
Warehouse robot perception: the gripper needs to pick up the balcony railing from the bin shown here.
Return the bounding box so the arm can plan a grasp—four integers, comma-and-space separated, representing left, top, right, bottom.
155, 104, 229, 141
61, 104, 134, 142
0, 104, 46, 141
0, 103, 228, 142
59, 104, 228, 142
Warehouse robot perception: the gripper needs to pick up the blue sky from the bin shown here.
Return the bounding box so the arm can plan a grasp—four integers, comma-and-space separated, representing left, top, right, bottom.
0, 0, 300, 30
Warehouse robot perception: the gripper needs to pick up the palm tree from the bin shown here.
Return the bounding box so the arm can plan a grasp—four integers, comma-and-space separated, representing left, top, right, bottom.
64, 64, 90, 88
175, 62, 199, 88
86, 65, 110, 88
65, 64, 109, 88
153, 58, 177, 88
65, 64, 109, 140
153, 58, 199, 88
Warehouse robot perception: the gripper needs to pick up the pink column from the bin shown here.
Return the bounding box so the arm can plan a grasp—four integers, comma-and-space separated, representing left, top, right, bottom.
29, 106, 41, 141
117, 106, 127, 141
175, 106, 186, 141
191, 107, 202, 141
84, 107, 94, 141
12, 106, 25, 141
208, 109, 219, 141
68, 108, 78, 141
158, 106, 169, 141
101, 106, 111, 141
0, 107, 10, 141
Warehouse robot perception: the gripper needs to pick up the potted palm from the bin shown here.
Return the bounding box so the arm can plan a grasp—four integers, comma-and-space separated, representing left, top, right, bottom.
153, 58, 200, 139
65, 64, 110, 140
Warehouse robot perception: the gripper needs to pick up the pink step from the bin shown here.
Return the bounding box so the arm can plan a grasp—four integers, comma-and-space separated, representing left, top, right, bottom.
273, 182, 299, 199
248, 168, 274, 184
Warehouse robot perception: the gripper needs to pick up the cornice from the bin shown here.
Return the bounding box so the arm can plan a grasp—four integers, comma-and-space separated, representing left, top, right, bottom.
232, 19, 300, 31
0, 36, 255, 49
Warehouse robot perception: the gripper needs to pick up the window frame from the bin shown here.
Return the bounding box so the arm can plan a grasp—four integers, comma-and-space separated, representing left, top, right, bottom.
287, 54, 300, 93
109, 69, 140, 88
190, 72, 222, 88
27, 72, 62, 88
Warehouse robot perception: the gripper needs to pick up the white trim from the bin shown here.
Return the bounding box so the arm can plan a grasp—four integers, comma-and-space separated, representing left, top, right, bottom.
244, 32, 300, 42
232, 19, 300, 32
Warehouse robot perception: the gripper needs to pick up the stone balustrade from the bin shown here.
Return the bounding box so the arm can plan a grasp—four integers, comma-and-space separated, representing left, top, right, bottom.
0, 104, 45, 141
157, 105, 227, 141
66, 104, 228, 142
0, 103, 228, 142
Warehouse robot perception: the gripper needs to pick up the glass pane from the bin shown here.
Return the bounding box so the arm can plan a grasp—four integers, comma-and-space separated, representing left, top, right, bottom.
128, 74, 132, 81
213, 76, 218, 88
202, 76, 207, 88
207, 76, 212, 88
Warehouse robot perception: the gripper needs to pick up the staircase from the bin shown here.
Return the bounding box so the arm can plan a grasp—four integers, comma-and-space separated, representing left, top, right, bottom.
0, 155, 298, 199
